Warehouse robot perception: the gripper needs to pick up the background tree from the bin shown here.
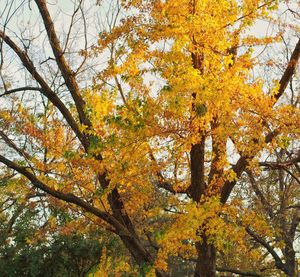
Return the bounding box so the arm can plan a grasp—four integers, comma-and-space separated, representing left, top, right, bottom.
0, 0, 299, 276
217, 149, 299, 276
0, 177, 125, 277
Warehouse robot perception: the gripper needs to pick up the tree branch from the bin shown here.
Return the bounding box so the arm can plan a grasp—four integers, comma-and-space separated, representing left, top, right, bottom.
189, 137, 206, 202
216, 267, 263, 277
181, 255, 264, 276
149, 151, 186, 194
0, 86, 42, 97
0, 154, 130, 236
6, 204, 25, 234
1, 2, 138, 248
220, 39, 300, 204
0, 130, 32, 160
259, 151, 300, 169
0, 29, 88, 148
245, 227, 287, 274
289, 212, 300, 239
220, 156, 248, 203
276, 38, 300, 101
0, 156, 159, 275
246, 170, 274, 219
34, 0, 90, 128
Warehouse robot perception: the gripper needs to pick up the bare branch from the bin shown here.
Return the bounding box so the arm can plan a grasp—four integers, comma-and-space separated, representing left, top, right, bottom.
0, 29, 87, 147
74, 3, 88, 75
246, 170, 274, 219
259, 153, 300, 169
34, 0, 90, 128
62, 0, 84, 54
0, 86, 42, 97
245, 227, 287, 274
216, 267, 263, 277
0, 130, 31, 160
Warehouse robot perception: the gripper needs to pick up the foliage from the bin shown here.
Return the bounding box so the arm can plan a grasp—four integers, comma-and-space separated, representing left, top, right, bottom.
0, 188, 118, 277
0, 0, 299, 276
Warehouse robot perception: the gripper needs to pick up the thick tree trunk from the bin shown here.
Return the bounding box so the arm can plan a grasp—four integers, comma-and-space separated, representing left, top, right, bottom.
190, 139, 217, 277
194, 235, 216, 277
189, 141, 206, 201
284, 244, 296, 277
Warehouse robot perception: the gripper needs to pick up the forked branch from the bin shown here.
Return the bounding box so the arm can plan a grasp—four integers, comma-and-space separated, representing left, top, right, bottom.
0, 154, 130, 236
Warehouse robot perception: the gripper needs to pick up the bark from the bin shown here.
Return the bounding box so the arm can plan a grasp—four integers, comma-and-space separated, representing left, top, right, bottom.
194, 235, 216, 277
189, 139, 206, 202
190, 138, 217, 277
119, 235, 168, 277
189, 138, 217, 276
284, 243, 296, 277
277, 38, 300, 100
208, 119, 226, 192
284, 212, 299, 277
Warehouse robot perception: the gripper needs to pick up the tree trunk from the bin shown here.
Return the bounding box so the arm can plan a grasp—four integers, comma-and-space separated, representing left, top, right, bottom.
194, 235, 216, 277
119, 234, 168, 277
284, 244, 296, 277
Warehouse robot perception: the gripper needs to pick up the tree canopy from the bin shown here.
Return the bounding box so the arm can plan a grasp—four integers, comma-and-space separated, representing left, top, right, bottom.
0, 0, 299, 276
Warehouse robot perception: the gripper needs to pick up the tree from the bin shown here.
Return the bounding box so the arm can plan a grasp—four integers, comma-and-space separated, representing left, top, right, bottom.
217, 149, 300, 276
0, 0, 299, 276
0, 178, 122, 277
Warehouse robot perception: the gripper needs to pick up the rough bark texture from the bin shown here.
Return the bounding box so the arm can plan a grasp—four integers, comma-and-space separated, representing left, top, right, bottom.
189, 139, 206, 202
194, 236, 216, 277
284, 244, 296, 277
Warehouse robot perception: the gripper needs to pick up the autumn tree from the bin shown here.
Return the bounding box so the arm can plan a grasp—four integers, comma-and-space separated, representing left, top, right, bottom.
0, 0, 299, 276
217, 149, 299, 276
